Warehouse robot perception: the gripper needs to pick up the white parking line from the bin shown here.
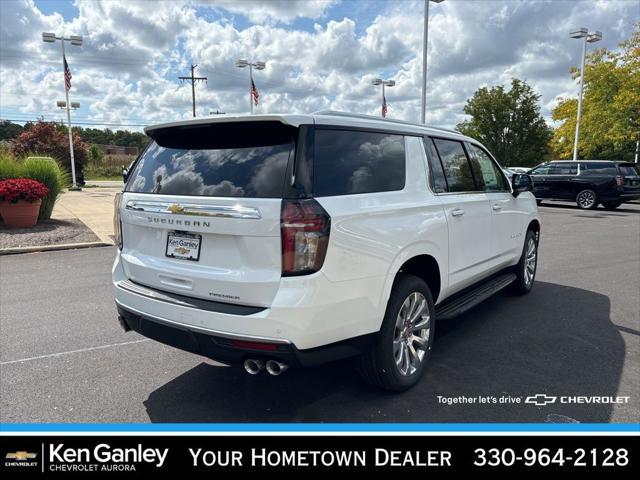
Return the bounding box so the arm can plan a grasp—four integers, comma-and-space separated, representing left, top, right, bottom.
0, 339, 150, 366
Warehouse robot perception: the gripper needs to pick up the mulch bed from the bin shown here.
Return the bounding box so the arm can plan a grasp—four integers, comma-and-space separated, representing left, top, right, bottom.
0, 218, 100, 249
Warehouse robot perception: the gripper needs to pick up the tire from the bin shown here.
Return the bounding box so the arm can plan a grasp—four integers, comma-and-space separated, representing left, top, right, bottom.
508, 229, 538, 295
357, 274, 435, 392
576, 189, 599, 209
602, 201, 621, 210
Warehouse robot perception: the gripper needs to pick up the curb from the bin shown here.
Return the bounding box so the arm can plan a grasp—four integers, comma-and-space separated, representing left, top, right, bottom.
0, 241, 113, 256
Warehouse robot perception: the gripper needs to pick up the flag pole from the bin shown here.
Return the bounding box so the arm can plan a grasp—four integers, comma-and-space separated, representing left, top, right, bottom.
249, 64, 253, 115
61, 38, 78, 190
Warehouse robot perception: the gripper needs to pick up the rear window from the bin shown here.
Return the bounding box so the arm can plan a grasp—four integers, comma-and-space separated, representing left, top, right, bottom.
125, 122, 294, 198
313, 129, 405, 196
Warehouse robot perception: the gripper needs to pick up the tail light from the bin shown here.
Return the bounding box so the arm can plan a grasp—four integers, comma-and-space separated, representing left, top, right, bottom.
281, 198, 330, 276
615, 175, 625, 187
114, 192, 123, 249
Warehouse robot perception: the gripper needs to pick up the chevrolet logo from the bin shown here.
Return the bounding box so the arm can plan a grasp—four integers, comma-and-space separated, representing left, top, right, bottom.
174, 247, 190, 255
167, 204, 185, 214
525, 394, 557, 406
6, 451, 37, 460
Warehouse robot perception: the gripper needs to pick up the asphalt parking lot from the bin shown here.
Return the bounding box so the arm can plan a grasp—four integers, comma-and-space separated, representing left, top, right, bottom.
1, 202, 639, 424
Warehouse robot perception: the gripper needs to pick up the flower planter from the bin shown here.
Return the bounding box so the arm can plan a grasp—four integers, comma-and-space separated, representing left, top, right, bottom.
0, 199, 42, 228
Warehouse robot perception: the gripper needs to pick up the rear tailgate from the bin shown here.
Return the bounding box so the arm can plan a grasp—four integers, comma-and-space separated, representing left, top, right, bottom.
119, 121, 296, 308
618, 163, 640, 196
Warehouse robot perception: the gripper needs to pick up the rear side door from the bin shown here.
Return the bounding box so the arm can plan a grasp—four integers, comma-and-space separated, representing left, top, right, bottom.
120, 121, 296, 308
467, 143, 524, 265
427, 137, 493, 291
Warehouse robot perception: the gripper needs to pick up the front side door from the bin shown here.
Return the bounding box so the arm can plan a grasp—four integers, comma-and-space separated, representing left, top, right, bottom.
427, 137, 492, 292
529, 163, 552, 198
467, 143, 524, 266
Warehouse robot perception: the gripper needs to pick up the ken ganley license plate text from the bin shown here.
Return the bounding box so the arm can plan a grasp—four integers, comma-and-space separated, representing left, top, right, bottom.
166, 232, 201, 261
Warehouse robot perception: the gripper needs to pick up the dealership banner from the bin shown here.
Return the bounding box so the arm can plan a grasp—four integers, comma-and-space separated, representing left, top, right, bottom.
1, 435, 635, 475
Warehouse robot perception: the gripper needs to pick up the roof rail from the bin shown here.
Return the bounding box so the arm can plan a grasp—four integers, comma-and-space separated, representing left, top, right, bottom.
313, 110, 459, 135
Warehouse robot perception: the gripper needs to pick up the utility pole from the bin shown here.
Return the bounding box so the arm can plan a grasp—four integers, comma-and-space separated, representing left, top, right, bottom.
421, 0, 444, 124
179, 64, 207, 117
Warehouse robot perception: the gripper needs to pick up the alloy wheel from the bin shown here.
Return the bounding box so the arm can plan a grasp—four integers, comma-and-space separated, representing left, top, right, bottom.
524, 237, 537, 286
578, 191, 596, 209
393, 292, 430, 376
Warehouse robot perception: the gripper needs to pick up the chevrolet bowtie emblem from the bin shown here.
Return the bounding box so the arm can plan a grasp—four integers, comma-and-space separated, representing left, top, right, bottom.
174, 247, 190, 255
167, 204, 185, 214
525, 394, 557, 406
6, 451, 37, 460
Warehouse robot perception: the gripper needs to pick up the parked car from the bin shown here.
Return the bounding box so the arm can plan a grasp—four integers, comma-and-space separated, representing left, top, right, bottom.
113, 111, 540, 391
529, 160, 640, 209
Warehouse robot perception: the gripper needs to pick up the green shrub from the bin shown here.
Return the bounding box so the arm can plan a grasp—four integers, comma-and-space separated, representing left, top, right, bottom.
0, 154, 24, 180
0, 154, 69, 220
22, 157, 70, 220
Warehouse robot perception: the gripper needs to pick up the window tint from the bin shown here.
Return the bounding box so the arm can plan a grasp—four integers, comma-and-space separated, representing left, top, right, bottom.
549, 163, 578, 175
469, 144, 509, 191
582, 162, 618, 175
432, 138, 475, 192
424, 138, 448, 193
530, 165, 550, 175
125, 123, 294, 198
619, 164, 640, 176
313, 129, 405, 196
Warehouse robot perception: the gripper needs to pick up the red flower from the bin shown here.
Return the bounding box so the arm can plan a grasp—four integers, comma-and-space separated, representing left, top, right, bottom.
0, 178, 49, 204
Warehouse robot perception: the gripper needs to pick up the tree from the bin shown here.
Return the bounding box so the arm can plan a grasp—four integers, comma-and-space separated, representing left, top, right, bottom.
550, 23, 639, 160
11, 121, 88, 170
456, 78, 551, 167
0, 120, 24, 141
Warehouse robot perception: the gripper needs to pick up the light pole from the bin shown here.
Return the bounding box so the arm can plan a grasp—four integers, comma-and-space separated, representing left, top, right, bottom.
570, 27, 602, 161
235, 59, 266, 114
421, 0, 444, 124
43, 32, 82, 190
372, 78, 395, 117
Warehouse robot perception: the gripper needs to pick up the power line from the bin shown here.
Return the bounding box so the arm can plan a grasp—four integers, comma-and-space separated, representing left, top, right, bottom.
0, 117, 149, 127
178, 64, 207, 117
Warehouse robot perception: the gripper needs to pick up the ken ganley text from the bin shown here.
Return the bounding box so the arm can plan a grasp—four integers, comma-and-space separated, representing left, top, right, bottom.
190, 448, 452, 468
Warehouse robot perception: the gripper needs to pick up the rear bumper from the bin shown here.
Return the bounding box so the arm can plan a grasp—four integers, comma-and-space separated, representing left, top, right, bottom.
117, 304, 375, 367
112, 250, 383, 365
619, 193, 640, 202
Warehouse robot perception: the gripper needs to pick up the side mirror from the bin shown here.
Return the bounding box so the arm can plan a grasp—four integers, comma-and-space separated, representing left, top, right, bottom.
122, 165, 129, 182
512, 173, 532, 197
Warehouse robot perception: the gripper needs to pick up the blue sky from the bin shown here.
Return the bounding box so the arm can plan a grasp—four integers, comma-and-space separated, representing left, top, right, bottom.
1, 0, 637, 132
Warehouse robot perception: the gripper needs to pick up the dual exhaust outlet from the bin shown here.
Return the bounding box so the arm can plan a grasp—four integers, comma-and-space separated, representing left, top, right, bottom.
244, 359, 288, 376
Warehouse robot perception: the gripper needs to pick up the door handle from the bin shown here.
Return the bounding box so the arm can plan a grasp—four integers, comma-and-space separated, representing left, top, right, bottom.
451, 208, 465, 217
492, 204, 502, 211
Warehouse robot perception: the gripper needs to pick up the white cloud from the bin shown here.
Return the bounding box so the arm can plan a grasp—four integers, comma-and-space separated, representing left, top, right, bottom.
0, 0, 637, 132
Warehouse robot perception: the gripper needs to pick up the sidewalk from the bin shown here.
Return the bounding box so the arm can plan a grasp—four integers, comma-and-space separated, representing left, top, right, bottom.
53, 188, 118, 245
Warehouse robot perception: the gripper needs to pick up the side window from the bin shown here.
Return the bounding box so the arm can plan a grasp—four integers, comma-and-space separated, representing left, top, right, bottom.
423, 137, 448, 193
530, 165, 550, 175
469, 144, 509, 192
583, 163, 618, 175
549, 163, 578, 175
432, 138, 476, 192
313, 129, 405, 196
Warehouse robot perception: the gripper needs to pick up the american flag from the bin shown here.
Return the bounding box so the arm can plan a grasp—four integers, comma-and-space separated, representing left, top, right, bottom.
251, 78, 259, 106
382, 93, 387, 118
63, 54, 72, 91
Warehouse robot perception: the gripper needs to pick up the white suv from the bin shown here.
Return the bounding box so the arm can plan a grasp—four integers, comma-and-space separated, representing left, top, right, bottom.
113, 111, 540, 391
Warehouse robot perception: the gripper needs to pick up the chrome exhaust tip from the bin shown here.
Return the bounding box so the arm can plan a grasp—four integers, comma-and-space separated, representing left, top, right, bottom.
265, 360, 288, 376
243, 359, 264, 375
